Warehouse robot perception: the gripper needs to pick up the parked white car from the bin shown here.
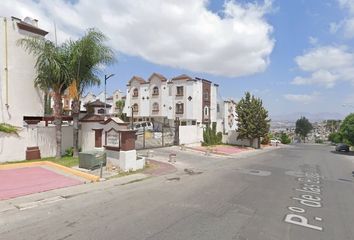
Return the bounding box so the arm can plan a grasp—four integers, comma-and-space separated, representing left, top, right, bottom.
133, 122, 153, 134
270, 139, 281, 144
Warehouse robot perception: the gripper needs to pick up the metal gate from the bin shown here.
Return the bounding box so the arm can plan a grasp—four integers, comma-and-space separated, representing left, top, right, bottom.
135, 120, 178, 150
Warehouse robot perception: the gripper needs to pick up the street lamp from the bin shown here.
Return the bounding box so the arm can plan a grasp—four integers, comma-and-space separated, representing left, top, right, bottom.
104, 74, 115, 120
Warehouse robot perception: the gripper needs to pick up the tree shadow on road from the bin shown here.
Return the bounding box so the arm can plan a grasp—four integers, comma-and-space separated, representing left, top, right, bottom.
330, 150, 354, 156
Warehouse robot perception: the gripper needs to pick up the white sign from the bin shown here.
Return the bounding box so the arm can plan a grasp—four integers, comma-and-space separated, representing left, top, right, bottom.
107, 131, 119, 147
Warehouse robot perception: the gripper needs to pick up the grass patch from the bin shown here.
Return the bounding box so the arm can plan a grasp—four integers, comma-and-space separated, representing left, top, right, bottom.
1, 156, 79, 168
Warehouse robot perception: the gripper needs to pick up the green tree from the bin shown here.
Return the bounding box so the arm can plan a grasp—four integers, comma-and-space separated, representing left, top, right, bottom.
328, 132, 342, 143
67, 29, 115, 157
325, 119, 341, 133
295, 116, 313, 142
115, 99, 125, 117
339, 113, 354, 146
19, 37, 70, 159
202, 122, 222, 146
236, 92, 270, 149
280, 132, 291, 144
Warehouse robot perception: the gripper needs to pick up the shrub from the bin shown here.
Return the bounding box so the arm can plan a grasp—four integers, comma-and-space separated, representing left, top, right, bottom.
0, 123, 19, 136
216, 132, 223, 144
202, 123, 223, 146
315, 139, 324, 144
280, 132, 291, 144
64, 147, 74, 157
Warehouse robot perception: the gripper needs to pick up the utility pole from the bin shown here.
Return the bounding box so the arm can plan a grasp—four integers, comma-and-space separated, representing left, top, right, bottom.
104, 74, 115, 120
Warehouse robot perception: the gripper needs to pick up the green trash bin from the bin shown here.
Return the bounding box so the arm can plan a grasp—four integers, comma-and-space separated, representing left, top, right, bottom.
78, 151, 106, 170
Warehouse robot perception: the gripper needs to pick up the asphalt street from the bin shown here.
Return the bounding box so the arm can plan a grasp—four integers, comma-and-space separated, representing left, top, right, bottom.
1, 144, 354, 240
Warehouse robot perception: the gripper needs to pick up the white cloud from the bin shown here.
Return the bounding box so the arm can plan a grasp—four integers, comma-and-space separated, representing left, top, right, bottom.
308, 36, 318, 45
292, 45, 354, 87
330, 0, 354, 38
0, 0, 275, 77
283, 92, 319, 104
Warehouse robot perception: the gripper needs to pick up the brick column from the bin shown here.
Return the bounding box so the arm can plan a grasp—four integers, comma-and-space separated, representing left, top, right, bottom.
120, 130, 137, 151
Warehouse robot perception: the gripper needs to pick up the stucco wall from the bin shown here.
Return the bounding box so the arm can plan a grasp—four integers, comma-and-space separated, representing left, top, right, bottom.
179, 125, 203, 145
222, 130, 259, 148
0, 125, 73, 162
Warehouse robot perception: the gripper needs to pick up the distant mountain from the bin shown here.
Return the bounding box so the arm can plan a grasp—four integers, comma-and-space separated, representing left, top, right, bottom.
271, 112, 345, 122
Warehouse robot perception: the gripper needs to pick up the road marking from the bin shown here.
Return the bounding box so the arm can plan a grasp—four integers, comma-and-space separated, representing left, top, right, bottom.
284, 164, 324, 231
16, 196, 65, 210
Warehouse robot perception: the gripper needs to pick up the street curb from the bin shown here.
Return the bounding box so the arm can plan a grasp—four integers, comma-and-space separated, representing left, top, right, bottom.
0, 161, 99, 182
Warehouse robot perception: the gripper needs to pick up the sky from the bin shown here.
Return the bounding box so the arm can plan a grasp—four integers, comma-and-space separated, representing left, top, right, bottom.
1, 0, 354, 118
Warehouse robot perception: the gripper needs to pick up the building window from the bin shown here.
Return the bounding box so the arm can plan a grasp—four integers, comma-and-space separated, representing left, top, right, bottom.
152, 86, 159, 96
176, 86, 184, 96
192, 120, 196, 125
133, 88, 139, 97
204, 92, 209, 101
176, 103, 184, 114
98, 108, 105, 114
204, 106, 209, 116
132, 104, 139, 112
152, 102, 159, 112
181, 121, 187, 126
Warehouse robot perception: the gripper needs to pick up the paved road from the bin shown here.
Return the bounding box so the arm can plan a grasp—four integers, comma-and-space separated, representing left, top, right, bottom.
1, 144, 354, 240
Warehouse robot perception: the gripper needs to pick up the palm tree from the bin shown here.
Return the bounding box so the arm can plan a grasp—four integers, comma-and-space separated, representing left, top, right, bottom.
67, 29, 115, 157
18, 37, 71, 159
115, 99, 125, 117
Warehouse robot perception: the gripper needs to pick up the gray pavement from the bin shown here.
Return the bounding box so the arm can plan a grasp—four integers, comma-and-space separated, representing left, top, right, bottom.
1, 144, 354, 240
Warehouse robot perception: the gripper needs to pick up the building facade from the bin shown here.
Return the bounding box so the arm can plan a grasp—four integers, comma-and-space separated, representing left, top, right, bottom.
0, 16, 48, 126
123, 73, 219, 126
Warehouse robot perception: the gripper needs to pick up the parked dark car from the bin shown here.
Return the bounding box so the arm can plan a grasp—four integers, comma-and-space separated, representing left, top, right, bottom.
335, 143, 350, 152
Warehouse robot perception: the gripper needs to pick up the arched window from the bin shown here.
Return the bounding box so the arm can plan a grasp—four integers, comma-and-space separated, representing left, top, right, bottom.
98, 108, 105, 114
152, 86, 159, 96
133, 88, 139, 97
132, 104, 139, 112
152, 102, 159, 112
204, 106, 209, 116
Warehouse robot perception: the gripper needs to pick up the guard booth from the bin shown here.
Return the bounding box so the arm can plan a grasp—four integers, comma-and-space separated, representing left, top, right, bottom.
80, 117, 145, 172
102, 118, 145, 172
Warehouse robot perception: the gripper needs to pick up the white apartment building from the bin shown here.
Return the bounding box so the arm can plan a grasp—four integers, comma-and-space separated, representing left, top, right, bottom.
123, 73, 219, 126
0, 16, 47, 126
80, 90, 124, 115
